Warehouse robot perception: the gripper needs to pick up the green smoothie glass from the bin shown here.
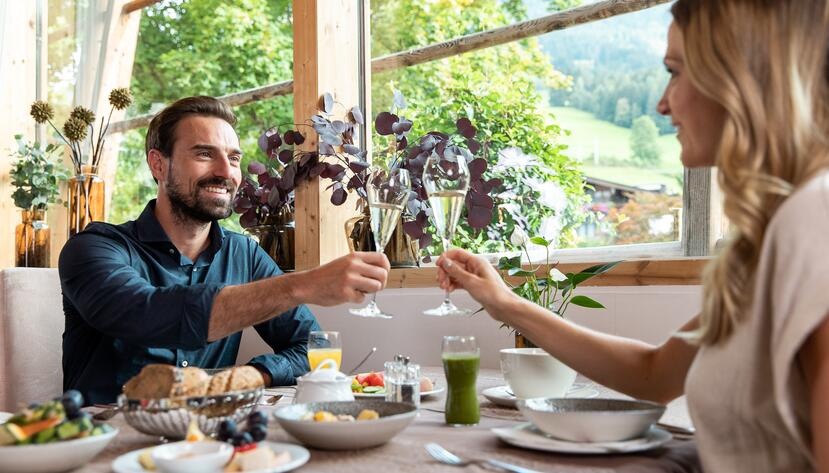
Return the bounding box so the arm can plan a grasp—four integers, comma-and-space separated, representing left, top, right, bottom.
442, 335, 480, 426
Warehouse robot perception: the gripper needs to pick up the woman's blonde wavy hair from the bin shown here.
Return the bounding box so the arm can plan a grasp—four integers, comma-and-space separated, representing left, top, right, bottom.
672, 0, 829, 345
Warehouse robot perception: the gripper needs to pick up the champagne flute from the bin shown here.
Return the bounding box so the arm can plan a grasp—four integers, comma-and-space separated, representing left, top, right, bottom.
349, 167, 411, 318
422, 152, 472, 316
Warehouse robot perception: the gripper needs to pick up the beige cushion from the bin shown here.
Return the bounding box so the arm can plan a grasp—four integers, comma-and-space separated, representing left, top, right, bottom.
0, 268, 63, 411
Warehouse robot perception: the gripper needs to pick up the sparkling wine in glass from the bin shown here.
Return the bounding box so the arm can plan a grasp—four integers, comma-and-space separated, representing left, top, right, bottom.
349, 167, 411, 318
423, 153, 472, 316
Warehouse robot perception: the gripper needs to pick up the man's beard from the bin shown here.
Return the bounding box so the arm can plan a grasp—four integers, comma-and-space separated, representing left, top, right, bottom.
165, 172, 235, 224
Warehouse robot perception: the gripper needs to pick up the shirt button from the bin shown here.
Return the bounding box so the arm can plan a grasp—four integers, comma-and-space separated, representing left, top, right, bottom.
193, 267, 199, 272
181, 360, 189, 367
169, 249, 175, 254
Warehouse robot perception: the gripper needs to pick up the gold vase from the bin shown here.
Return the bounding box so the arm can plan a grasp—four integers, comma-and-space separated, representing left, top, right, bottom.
344, 208, 420, 268
15, 209, 50, 268
247, 208, 295, 272
514, 332, 538, 349
68, 164, 105, 237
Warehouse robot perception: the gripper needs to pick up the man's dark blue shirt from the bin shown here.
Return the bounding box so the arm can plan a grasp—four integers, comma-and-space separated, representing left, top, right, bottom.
59, 200, 319, 404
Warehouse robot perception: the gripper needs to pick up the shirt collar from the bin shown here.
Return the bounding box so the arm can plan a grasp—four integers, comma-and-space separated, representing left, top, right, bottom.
135, 200, 227, 250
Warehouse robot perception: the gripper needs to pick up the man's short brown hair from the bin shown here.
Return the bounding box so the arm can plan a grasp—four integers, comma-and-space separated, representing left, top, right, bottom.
145, 96, 237, 158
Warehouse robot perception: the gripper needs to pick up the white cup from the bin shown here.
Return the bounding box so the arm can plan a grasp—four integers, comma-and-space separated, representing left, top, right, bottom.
500, 348, 576, 399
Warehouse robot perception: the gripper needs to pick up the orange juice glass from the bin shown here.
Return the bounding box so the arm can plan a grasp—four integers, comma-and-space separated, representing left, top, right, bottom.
307, 331, 341, 370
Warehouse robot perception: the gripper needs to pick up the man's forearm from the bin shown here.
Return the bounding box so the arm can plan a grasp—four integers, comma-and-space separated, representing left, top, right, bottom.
207, 272, 306, 341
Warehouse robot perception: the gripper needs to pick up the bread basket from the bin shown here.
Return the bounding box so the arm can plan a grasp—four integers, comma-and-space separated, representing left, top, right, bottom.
117, 388, 263, 439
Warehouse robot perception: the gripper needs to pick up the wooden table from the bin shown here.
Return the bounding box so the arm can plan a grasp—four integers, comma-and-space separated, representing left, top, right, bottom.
84, 368, 700, 472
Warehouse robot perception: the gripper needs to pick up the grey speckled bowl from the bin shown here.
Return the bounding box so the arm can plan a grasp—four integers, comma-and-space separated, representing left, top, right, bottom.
517, 398, 666, 442
273, 400, 417, 450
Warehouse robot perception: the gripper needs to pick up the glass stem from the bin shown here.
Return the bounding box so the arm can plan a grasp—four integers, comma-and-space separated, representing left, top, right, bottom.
442, 236, 452, 304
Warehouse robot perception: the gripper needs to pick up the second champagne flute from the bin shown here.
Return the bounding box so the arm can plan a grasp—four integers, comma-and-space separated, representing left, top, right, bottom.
349, 167, 411, 319
423, 153, 472, 316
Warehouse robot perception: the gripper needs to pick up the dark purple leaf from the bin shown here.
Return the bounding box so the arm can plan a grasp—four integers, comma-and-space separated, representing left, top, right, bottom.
403, 220, 424, 238
240, 208, 259, 228
418, 233, 433, 248
292, 131, 305, 145
320, 93, 334, 114
284, 130, 295, 145
466, 139, 481, 154
311, 114, 328, 126
327, 164, 346, 179
422, 253, 432, 264
299, 152, 314, 167
267, 132, 282, 151
248, 161, 266, 175
310, 162, 326, 177
375, 112, 399, 136
468, 158, 487, 178
350, 106, 364, 125
396, 135, 408, 151
258, 132, 269, 154
343, 144, 361, 155
348, 174, 363, 190
467, 205, 493, 229
280, 166, 296, 189
278, 149, 294, 164
233, 197, 252, 213
331, 185, 347, 206
484, 178, 502, 193
427, 131, 450, 140
392, 119, 412, 135
267, 186, 282, 207
349, 160, 370, 173
469, 192, 494, 209
419, 134, 437, 151
332, 120, 347, 134
456, 118, 476, 139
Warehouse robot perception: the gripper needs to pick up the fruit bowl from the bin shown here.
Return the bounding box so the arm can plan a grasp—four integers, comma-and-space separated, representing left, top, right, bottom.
0, 427, 118, 473
118, 388, 263, 439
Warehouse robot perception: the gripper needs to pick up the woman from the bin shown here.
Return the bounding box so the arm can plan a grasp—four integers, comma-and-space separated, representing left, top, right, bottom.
437, 1, 829, 471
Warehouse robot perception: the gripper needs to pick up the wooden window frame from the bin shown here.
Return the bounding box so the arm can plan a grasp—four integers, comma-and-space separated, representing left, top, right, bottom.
104, 0, 707, 285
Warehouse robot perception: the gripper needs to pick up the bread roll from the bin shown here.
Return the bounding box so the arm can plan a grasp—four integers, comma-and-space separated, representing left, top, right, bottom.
122, 365, 209, 399
227, 366, 265, 392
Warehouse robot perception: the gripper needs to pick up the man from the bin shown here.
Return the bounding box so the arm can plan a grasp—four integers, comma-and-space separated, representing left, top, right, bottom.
59, 96, 389, 404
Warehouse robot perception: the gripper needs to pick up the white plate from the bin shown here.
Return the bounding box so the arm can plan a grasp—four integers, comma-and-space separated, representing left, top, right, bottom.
492, 423, 672, 454
353, 386, 445, 399
0, 428, 118, 473
112, 441, 310, 473
0, 412, 12, 423
482, 383, 599, 408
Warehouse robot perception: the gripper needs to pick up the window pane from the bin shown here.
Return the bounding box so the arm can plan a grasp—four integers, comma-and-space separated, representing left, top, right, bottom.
111, 0, 294, 229
370, 0, 680, 257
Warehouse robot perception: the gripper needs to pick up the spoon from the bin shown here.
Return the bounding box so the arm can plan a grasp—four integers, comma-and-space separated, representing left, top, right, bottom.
348, 347, 377, 375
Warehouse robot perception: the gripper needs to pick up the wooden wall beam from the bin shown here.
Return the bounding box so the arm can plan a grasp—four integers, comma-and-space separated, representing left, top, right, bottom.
387, 258, 709, 289
292, 0, 367, 269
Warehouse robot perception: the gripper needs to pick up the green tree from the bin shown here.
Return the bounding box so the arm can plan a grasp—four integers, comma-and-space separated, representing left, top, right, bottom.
112, 0, 294, 227
371, 0, 588, 253
629, 115, 661, 166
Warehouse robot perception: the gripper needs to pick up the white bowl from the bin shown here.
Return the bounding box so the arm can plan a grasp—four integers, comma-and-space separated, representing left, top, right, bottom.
517, 398, 666, 442
0, 428, 118, 473
500, 348, 576, 399
151, 440, 233, 473
273, 400, 417, 450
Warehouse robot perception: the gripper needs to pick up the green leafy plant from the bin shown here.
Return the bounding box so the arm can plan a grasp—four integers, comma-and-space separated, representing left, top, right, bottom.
498, 227, 621, 317
9, 134, 70, 211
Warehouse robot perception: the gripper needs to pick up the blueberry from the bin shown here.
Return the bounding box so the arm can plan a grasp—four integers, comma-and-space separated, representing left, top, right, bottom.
249, 424, 267, 442
218, 420, 237, 442
247, 411, 268, 427
61, 390, 84, 415
231, 432, 248, 447
239, 432, 254, 446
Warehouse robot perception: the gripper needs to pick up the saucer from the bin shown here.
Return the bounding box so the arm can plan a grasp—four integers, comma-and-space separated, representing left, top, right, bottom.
482, 383, 599, 408
112, 441, 310, 473
492, 423, 672, 454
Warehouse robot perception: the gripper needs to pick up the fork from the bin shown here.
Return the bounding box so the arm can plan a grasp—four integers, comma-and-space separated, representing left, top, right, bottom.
425, 443, 543, 473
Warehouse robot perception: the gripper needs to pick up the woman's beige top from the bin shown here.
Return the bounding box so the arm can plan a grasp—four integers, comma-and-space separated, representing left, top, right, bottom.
686, 170, 829, 472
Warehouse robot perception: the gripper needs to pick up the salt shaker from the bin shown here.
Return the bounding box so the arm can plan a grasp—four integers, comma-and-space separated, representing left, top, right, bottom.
384, 355, 421, 408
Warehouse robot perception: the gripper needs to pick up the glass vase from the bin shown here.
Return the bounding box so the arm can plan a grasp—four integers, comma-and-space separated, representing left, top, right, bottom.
247, 208, 295, 271
15, 209, 50, 268
345, 207, 420, 267
68, 164, 105, 237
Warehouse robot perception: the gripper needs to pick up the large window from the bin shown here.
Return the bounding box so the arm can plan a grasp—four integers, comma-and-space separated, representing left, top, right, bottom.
369, 1, 686, 261
110, 0, 295, 230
